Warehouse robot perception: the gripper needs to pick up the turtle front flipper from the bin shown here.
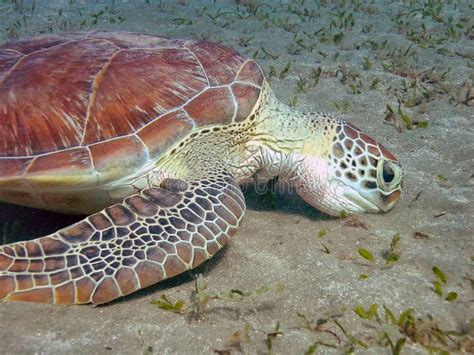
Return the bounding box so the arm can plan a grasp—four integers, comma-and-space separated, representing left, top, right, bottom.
0, 174, 245, 304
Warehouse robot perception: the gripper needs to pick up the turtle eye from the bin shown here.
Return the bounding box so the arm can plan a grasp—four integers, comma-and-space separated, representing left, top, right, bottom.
382, 161, 395, 183
377, 159, 401, 192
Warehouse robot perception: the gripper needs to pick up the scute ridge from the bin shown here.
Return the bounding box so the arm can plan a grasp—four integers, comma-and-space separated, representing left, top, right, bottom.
80, 49, 124, 145
183, 44, 210, 86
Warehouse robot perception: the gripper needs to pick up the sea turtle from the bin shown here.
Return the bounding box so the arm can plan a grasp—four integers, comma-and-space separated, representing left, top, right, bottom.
0, 31, 402, 304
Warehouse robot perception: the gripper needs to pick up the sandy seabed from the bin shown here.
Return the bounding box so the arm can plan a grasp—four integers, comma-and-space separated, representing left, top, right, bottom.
0, 1, 473, 353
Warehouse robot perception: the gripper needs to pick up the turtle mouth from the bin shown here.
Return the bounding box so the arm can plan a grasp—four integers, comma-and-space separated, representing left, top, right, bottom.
343, 187, 402, 213
343, 188, 382, 213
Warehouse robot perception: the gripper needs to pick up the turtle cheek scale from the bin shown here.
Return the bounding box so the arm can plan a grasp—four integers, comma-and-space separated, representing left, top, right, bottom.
294, 157, 377, 216
292, 121, 403, 216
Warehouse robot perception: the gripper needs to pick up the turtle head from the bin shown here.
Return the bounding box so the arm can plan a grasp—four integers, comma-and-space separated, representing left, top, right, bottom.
294, 117, 402, 216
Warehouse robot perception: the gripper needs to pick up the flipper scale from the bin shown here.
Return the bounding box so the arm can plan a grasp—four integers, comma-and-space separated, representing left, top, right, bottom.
0, 174, 245, 304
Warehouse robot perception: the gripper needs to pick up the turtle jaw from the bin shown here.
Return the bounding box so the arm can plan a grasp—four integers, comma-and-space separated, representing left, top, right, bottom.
343, 185, 402, 214
342, 187, 382, 213
293, 165, 383, 216
296, 176, 402, 217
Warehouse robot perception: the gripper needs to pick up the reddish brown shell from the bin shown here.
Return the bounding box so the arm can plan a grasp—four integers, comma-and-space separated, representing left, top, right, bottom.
0, 31, 264, 194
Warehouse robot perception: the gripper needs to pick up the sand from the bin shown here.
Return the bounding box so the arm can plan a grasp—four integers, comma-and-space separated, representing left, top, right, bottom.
0, 0, 473, 353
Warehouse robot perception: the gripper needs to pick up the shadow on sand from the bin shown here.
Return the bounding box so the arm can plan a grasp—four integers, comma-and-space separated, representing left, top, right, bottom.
0, 183, 329, 245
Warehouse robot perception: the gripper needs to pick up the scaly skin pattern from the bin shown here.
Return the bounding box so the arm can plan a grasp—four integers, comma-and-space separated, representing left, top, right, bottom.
0, 71, 402, 304
0, 174, 245, 304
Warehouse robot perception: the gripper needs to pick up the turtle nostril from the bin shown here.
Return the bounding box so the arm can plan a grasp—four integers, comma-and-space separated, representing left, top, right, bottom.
382, 161, 395, 183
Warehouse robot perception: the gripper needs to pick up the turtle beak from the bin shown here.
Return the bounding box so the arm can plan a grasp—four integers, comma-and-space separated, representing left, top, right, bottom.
377, 189, 402, 212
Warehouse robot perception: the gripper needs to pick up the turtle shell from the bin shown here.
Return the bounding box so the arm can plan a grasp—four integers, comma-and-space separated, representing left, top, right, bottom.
0, 31, 264, 213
